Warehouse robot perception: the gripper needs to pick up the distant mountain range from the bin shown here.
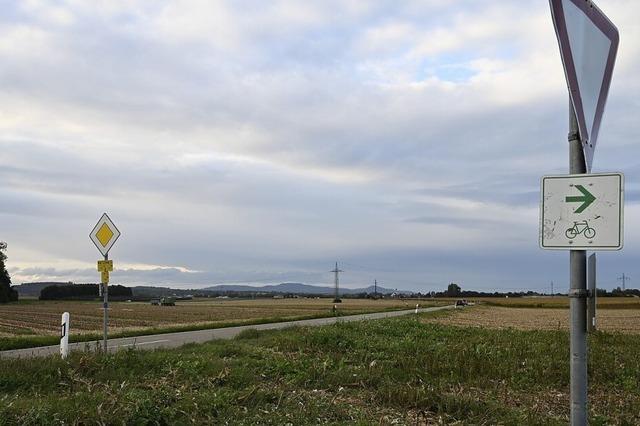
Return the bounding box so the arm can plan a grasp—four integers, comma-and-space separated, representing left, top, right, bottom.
14, 282, 404, 298
201, 282, 401, 295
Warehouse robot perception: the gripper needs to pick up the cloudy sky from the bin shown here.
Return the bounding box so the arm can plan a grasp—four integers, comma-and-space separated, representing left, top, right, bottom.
1, 0, 639, 292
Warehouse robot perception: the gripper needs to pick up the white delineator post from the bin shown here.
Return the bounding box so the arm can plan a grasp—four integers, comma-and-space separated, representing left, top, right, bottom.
415, 304, 419, 314
60, 312, 70, 359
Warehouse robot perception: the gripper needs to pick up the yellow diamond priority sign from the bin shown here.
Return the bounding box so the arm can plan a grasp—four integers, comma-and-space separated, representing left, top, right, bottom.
96, 224, 114, 247
90, 213, 121, 257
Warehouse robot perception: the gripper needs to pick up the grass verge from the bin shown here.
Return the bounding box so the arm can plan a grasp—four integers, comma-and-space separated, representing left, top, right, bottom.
1, 313, 639, 424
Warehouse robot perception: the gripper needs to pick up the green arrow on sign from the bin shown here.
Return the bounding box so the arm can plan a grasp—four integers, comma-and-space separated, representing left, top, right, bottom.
566, 185, 596, 213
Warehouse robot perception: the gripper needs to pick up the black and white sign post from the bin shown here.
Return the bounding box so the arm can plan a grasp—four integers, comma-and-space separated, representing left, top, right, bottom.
60, 312, 70, 359
547, 0, 620, 424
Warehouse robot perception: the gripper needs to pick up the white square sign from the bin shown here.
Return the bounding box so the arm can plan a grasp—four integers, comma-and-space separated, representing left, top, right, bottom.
540, 173, 623, 250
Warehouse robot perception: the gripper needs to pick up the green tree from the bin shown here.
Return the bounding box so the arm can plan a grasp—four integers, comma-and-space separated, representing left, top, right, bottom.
446, 282, 461, 297
0, 242, 18, 303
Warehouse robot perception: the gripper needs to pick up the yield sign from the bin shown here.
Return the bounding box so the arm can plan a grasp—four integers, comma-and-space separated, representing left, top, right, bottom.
90, 213, 121, 257
550, 0, 619, 172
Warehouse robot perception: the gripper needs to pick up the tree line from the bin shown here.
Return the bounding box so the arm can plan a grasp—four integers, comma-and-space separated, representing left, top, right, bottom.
0, 242, 18, 303
40, 284, 132, 300
421, 282, 640, 298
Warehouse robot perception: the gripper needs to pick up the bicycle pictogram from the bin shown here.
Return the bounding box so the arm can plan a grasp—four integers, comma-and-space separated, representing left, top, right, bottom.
565, 220, 596, 239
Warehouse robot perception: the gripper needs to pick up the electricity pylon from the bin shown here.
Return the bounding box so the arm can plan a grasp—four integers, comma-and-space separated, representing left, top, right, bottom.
618, 273, 630, 291
330, 262, 343, 302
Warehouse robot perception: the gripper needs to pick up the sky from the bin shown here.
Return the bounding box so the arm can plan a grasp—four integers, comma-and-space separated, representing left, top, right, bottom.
1, 0, 639, 292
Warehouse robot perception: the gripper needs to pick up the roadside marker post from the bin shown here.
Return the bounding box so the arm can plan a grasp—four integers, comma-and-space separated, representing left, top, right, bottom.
90, 213, 121, 353
548, 0, 620, 423
60, 312, 70, 359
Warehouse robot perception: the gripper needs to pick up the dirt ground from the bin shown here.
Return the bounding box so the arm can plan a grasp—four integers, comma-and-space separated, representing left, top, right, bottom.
422, 305, 640, 334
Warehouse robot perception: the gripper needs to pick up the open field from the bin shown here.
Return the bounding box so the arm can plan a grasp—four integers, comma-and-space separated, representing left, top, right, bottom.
423, 305, 640, 334
1, 314, 638, 425
465, 296, 640, 309
0, 298, 440, 350
3, 297, 637, 339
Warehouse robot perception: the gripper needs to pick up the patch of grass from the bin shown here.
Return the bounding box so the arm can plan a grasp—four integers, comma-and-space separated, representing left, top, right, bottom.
0, 335, 60, 351
2, 315, 639, 424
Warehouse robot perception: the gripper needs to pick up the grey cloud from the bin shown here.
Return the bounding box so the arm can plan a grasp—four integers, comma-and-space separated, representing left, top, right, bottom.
1, 0, 639, 292
405, 215, 504, 228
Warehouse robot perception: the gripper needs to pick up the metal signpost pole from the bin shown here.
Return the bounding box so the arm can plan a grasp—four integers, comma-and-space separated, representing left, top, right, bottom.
548, 2, 620, 423
569, 101, 588, 425
103, 253, 109, 353
588, 254, 597, 332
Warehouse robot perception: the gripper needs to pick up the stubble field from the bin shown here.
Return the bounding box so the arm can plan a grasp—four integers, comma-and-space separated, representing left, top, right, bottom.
442, 296, 640, 309
423, 305, 640, 334
425, 296, 640, 334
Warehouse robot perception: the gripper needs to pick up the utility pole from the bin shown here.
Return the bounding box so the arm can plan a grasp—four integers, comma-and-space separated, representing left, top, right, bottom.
330, 262, 343, 303
374, 279, 377, 298
617, 273, 630, 291
551, 281, 554, 296
569, 100, 588, 425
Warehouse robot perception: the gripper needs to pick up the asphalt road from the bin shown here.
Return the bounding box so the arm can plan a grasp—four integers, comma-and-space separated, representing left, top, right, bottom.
0, 305, 453, 359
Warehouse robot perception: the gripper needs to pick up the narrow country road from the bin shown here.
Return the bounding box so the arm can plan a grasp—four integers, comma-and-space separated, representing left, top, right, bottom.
0, 305, 454, 359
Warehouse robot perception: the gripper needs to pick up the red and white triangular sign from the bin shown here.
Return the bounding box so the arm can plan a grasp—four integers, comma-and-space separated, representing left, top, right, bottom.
550, 0, 619, 172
